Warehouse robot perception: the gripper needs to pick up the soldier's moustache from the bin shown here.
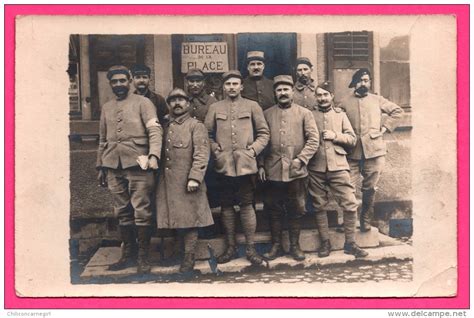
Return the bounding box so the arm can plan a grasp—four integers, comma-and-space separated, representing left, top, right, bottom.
355, 86, 369, 96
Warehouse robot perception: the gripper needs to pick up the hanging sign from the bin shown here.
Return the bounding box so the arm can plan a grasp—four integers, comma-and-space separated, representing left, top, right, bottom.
181, 42, 229, 73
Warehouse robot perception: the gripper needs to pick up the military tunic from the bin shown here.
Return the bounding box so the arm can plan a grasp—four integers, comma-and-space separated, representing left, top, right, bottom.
156, 113, 213, 229
242, 76, 275, 110
204, 96, 270, 177
189, 91, 217, 122
293, 80, 318, 110
134, 89, 169, 126
308, 105, 358, 212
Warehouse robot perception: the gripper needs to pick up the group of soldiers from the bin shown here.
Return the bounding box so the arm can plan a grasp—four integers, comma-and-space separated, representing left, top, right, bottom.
96, 50, 404, 275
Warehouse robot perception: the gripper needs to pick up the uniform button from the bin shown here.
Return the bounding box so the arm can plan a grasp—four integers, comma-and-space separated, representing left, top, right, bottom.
167, 158, 170, 161
117, 118, 122, 122
167, 139, 171, 142
232, 125, 235, 128
233, 141, 236, 144
258, 90, 262, 93
117, 128, 122, 132
193, 116, 197, 119
281, 144, 284, 146
326, 146, 329, 149
166, 148, 169, 151
117, 140, 121, 143
231, 110, 235, 113
169, 131, 173, 134
165, 167, 169, 170
304, 96, 307, 99
232, 132, 236, 135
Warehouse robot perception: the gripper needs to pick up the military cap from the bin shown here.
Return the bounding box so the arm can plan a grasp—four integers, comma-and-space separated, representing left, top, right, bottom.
273, 75, 294, 89
130, 64, 151, 77
349, 68, 371, 88
185, 68, 205, 80
106, 65, 130, 80
247, 51, 265, 62
222, 70, 243, 82
166, 88, 189, 104
295, 57, 313, 68
316, 81, 334, 94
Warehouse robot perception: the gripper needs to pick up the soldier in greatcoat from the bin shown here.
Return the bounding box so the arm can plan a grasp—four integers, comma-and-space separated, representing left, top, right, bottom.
204, 70, 270, 266
340, 69, 404, 232
258, 75, 319, 261
156, 88, 213, 273
293, 57, 318, 109
97, 65, 162, 274
241, 51, 275, 110
185, 68, 218, 122
308, 82, 368, 258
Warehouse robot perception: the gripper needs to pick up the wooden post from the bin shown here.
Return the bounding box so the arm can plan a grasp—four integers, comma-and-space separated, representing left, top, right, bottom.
79, 35, 91, 120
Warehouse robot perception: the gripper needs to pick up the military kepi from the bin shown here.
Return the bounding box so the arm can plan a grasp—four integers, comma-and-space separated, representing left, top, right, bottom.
295, 57, 313, 68
349, 68, 371, 88
166, 88, 189, 104
185, 68, 205, 80
222, 70, 243, 82
247, 51, 265, 62
317, 81, 334, 94
130, 64, 151, 77
107, 65, 130, 80
273, 75, 294, 88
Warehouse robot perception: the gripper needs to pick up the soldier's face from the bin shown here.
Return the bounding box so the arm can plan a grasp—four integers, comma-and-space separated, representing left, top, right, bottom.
296, 64, 312, 81
355, 74, 371, 96
186, 78, 205, 96
223, 78, 243, 98
109, 74, 131, 99
133, 74, 150, 93
275, 84, 294, 105
316, 87, 334, 107
168, 97, 190, 116
247, 60, 265, 77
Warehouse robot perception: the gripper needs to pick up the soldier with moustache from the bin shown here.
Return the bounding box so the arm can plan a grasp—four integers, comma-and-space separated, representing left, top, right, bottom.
131, 64, 169, 126
293, 57, 318, 110
241, 51, 275, 110
308, 81, 368, 258
97, 65, 162, 274
204, 70, 270, 266
340, 69, 404, 232
258, 75, 319, 261
156, 88, 213, 273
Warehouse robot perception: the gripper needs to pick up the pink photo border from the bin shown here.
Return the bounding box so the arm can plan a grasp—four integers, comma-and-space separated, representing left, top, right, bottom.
4, 4, 469, 309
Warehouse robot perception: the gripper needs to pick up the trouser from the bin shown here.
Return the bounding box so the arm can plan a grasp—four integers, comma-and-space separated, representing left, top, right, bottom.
107, 167, 155, 226
308, 170, 358, 242
348, 156, 386, 192
177, 228, 199, 254
218, 174, 257, 245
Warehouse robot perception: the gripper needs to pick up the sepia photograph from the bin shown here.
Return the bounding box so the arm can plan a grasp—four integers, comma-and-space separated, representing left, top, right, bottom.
12, 12, 459, 299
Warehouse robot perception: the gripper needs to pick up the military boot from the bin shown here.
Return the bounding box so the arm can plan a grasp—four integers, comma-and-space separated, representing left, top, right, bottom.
317, 239, 332, 258
360, 189, 376, 232
108, 225, 137, 271
246, 244, 265, 266
344, 242, 368, 258
137, 226, 152, 274
217, 208, 237, 264
179, 253, 195, 273
288, 219, 305, 261
263, 213, 283, 260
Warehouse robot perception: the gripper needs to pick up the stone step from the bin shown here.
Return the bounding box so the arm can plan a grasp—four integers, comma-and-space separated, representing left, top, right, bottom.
80, 233, 410, 280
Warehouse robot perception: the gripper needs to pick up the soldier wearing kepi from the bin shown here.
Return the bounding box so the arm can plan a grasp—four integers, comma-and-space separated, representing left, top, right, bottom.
131, 64, 169, 126
340, 69, 404, 232
258, 75, 319, 261
97, 65, 162, 274
156, 88, 213, 273
241, 51, 275, 110
185, 68, 218, 122
204, 70, 270, 266
308, 81, 368, 258
293, 57, 318, 109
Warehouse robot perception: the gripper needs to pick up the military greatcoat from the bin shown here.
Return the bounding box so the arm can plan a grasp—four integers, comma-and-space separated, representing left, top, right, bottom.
156, 113, 213, 229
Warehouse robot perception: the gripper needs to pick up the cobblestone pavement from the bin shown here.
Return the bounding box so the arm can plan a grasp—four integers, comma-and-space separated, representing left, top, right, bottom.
110, 260, 412, 284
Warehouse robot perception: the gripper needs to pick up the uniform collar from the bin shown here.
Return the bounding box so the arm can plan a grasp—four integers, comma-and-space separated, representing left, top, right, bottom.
226, 95, 243, 102
294, 79, 315, 92
170, 112, 191, 125
190, 90, 209, 104
278, 102, 293, 109
134, 88, 154, 98
316, 102, 334, 113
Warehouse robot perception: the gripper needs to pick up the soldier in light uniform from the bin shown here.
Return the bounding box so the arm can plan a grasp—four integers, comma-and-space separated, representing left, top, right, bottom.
258, 75, 319, 261
293, 57, 318, 109
97, 65, 162, 274
242, 51, 275, 111
308, 82, 368, 258
340, 69, 404, 232
204, 70, 270, 266
185, 68, 218, 122
156, 88, 213, 273
131, 64, 169, 126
